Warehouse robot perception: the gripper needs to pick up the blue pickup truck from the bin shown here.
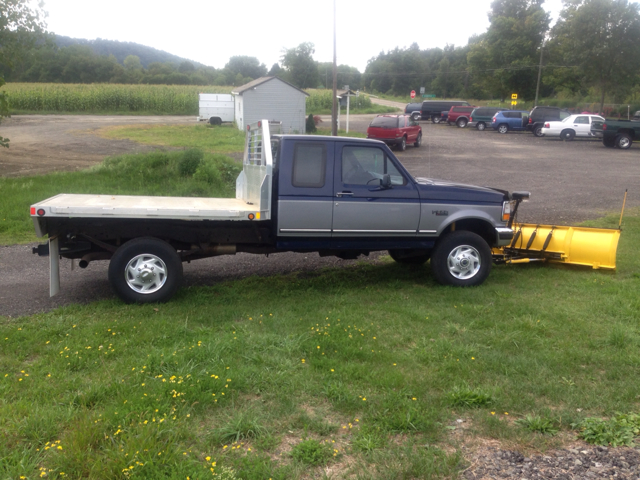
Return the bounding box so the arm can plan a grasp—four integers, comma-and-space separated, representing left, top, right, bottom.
31, 121, 527, 303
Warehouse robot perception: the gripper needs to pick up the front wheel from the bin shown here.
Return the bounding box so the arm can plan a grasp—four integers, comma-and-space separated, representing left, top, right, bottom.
414, 132, 422, 148
616, 133, 632, 149
431, 231, 492, 287
108, 237, 183, 303
498, 124, 509, 134
477, 122, 486, 131
457, 118, 468, 128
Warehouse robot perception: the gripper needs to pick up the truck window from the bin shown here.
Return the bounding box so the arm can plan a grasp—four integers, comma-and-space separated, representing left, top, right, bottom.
342, 146, 406, 186
292, 143, 326, 188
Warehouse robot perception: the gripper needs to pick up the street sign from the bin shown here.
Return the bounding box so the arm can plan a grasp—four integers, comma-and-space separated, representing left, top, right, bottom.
511, 100, 517, 106
420, 87, 425, 94
511, 93, 518, 100
423, 94, 436, 98
410, 90, 416, 99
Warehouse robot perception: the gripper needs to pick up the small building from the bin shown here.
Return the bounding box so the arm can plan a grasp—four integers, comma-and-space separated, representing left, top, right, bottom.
232, 77, 310, 133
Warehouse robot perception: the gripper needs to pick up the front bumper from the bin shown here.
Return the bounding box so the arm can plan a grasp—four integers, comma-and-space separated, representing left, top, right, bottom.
495, 227, 514, 246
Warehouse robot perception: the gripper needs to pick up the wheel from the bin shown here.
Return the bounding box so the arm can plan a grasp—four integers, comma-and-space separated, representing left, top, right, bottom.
560, 129, 575, 141
432, 116, 441, 124
431, 231, 492, 287
616, 133, 632, 149
414, 132, 422, 148
389, 249, 430, 265
397, 136, 407, 151
603, 136, 615, 148
456, 118, 468, 128
108, 237, 183, 303
477, 122, 486, 131
411, 113, 421, 121
533, 125, 544, 137
209, 117, 222, 126
498, 124, 509, 134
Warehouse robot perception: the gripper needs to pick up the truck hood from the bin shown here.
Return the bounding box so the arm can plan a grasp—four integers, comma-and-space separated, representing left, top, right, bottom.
414, 177, 507, 203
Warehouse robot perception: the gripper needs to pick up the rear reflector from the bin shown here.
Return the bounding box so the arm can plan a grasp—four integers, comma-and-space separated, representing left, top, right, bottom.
30, 207, 36, 215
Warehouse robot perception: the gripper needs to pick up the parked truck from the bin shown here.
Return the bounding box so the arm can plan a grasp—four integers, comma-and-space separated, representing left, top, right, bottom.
594, 118, 640, 148
197, 93, 234, 125
31, 120, 529, 304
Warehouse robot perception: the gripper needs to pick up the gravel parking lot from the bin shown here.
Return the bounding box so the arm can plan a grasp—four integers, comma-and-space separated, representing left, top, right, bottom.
1, 114, 639, 318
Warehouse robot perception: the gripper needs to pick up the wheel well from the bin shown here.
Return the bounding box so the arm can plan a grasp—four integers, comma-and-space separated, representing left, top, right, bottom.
617, 129, 635, 139
441, 219, 496, 247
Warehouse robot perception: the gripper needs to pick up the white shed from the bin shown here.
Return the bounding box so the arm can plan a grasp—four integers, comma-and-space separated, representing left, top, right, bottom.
232, 76, 310, 133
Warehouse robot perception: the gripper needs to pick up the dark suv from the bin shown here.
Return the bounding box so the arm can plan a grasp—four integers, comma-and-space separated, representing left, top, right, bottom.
528, 106, 570, 137
405, 102, 422, 120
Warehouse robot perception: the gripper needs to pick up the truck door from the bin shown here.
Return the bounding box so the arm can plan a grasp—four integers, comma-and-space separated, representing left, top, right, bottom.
331, 144, 420, 247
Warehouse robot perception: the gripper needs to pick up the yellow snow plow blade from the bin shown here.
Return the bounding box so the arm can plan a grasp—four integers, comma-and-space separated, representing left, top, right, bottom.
497, 223, 621, 270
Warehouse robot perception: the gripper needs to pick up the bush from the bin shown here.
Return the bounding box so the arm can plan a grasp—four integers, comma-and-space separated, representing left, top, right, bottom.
306, 114, 317, 133
178, 148, 204, 176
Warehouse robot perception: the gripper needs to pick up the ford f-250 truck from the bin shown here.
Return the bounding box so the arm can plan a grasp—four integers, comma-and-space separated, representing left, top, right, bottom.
31, 120, 528, 303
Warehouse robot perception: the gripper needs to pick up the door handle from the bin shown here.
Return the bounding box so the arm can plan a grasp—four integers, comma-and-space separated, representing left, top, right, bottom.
336, 192, 354, 197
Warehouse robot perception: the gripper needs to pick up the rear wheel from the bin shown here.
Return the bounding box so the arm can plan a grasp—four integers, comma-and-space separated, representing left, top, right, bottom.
616, 133, 632, 149
432, 115, 441, 124
209, 117, 222, 126
431, 231, 492, 287
411, 112, 421, 121
397, 136, 407, 151
533, 125, 544, 137
108, 237, 183, 303
414, 132, 422, 148
498, 124, 509, 134
561, 129, 575, 141
456, 118, 468, 128
477, 122, 486, 131
389, 249, 430, 265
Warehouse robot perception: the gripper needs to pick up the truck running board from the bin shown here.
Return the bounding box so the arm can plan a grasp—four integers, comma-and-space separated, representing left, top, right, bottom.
494, 223, 621, 270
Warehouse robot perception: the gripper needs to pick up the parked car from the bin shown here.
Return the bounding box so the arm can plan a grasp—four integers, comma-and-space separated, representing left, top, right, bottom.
440, 110, 449, 124
405, 102, 422, 120
540, 114, 605, 140
527, 106, 570, 137
491, 110, 530, 133
366, 114, 422, 151
468, 107, 509, 131
447, 106, 477, 128
420, 100, 470, 123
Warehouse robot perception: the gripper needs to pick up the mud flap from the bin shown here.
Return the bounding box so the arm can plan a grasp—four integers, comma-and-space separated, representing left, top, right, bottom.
49, 236, 60, 296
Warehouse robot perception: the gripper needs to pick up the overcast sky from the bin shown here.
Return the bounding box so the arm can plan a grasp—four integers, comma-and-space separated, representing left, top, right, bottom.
41, 0, 566, 73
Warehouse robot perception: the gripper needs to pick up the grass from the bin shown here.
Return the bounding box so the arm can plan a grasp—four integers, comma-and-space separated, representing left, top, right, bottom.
1, 207, 639, 478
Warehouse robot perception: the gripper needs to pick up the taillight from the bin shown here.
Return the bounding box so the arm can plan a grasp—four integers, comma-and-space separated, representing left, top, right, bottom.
492, 116, 496, 122
544, 123, 549, 128
528, 117, 533, 124
469, 116, 473, 121
603, 124, 607, 130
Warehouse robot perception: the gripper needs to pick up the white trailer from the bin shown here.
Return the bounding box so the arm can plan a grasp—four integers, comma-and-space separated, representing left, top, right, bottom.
197, 93, 235, 125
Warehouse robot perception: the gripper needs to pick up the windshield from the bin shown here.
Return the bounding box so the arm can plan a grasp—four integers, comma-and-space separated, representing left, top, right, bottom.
370, 116, 398, 128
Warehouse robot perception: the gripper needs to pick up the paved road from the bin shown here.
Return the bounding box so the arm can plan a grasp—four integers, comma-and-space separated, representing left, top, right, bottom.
2, 114, 639, 318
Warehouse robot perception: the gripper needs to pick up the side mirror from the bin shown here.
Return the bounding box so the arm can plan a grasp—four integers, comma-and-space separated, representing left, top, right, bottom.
381, 174, 392, 189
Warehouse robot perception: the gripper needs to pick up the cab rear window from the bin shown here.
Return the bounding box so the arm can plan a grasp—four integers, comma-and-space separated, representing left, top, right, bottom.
370, 116, 399, 128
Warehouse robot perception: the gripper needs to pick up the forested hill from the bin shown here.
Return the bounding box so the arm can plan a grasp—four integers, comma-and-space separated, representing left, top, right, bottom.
54, 35, 206, 69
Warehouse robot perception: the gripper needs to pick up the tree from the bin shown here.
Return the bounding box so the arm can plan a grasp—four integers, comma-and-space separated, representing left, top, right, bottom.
551, 0, 640, 112
280, 42, 318, 88
225, 56, 266, 81
1, 0, 47, 147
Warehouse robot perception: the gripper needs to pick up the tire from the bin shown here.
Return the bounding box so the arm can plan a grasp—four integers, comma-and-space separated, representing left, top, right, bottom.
603, 136, 616, 148
432, 115, 441, 124
533, 125, 544, 137
431, 231, 492, 287
456, 118, 468, 128
498, 124, 509, 134
209, 117, 222, 126
411, 113, 421, 121
560, 129, 575, 141
477, 122, 486, 131
389, 249, 430, 265
414, 132, 422, 148
108, 237, 183, 304
397, 136, 407, 151
616, 133, 632, 149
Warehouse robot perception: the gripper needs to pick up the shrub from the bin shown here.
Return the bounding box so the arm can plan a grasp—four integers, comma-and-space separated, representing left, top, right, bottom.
178, 148, 203, 176
306, 114, 317, 133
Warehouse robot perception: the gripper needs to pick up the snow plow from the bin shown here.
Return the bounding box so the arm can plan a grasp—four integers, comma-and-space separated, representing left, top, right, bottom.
493, 192, 625, 270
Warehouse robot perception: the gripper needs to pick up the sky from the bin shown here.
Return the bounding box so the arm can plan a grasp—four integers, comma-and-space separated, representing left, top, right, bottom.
41, 0, 566, 73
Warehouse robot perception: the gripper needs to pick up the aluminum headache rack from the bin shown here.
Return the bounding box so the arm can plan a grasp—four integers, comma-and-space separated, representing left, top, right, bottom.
235, 120, 281, 220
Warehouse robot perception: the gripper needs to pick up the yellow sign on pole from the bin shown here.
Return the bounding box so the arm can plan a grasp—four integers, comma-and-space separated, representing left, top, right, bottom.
511, 93, 518, 100
511, 100, 517, 106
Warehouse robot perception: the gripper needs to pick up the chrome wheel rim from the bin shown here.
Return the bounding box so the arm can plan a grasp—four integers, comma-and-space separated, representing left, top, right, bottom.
619, 137, 631, 148
124, 253, 168, 294
446, 245, 481, 280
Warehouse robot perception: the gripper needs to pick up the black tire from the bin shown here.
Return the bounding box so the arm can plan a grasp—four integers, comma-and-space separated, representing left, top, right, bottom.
209, 117, 221, 126
603, 136, 616, 148
411, 113, 421, 121
561, 129, 575, 141
108, 237, 183, 304
397, 136, 407, 151
533, 125, 544, 137
456, 118, 468, 128
389, 249, 430, 265
414, 132, 422, 148
616, 133, 632, 149
477, 122, 486, 131
498, 124, 509, 134
431, 231, 492, 287
432, 115, 441, 124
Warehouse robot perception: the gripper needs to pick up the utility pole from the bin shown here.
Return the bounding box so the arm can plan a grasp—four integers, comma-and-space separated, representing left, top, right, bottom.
534, 39, 544, 107
331, 0, 338, 136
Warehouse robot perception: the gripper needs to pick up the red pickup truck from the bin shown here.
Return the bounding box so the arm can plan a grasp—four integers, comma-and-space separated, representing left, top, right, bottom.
447, 106, 477, 128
